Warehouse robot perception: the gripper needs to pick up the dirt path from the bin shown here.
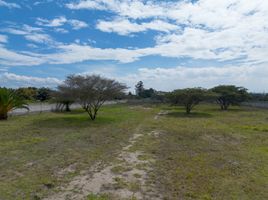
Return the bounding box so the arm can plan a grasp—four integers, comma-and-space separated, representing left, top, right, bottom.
44, 118, 162, 200
154, 110, 169, 120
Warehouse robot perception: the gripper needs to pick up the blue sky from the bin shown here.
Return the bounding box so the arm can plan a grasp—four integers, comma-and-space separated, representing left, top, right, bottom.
0, 0, 268, 92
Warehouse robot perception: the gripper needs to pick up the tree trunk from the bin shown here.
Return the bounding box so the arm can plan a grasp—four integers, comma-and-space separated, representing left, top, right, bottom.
65, 103, 71, 112
0, 112, 8, 120
89, 111, 96, 120
86, 108, 96, 121
186, 105, 191, 114
40, 102, 43, 113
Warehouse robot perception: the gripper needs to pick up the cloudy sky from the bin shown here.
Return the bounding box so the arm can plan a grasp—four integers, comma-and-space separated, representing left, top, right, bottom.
0, 0, 268, 92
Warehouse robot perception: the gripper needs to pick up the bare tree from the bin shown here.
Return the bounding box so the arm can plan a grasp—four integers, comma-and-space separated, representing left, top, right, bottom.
54, 85, 75, 112
61, 75, 127, 120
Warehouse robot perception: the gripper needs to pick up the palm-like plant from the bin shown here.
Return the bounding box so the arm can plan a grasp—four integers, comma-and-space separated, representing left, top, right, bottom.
0, 88, 29, 120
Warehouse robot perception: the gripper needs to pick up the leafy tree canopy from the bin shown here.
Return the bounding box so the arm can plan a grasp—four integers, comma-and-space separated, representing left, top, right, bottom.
169, 88, 210, 114
211, 85, 249, 110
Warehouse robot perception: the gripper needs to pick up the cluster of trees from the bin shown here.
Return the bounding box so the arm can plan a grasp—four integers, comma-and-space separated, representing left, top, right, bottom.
134, 81, 251, 114
0, 86, 53, 120
135, 81, 156, 98
250, 93, 268, 101
15, 87, 52, 102
1, 74, 266, 120
0, 75, 126, 120
168, 85, 249, 114
134, 81, 166, 101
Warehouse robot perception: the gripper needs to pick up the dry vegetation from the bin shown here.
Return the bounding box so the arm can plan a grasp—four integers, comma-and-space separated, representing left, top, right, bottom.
0, 104, 268, 199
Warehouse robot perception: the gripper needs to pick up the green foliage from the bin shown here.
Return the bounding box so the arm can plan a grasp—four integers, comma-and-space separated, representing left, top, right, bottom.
134, 81, 166, 101
140, 88, 155, 98
211, 85, 249, 110
135, 81, 144, 97
16, 87, 38, 101
35, 87, 52, 102
130, 104, 268, 199
0, 88, 28, 120
169, 88, 210, 114
87, 194, 109, 200
250, 93, 268, 101
0, 105, 151, 199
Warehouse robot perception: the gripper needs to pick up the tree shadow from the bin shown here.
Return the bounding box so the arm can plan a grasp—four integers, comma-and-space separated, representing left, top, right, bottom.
51, 109, 85, 115
206, 107, 247, 112
166, 111, 213, 118
32, 113, 118, 129
160, 106, 185, 111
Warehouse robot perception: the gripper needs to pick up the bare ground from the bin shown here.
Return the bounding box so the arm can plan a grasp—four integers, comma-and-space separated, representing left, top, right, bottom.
44, 118, 163, 200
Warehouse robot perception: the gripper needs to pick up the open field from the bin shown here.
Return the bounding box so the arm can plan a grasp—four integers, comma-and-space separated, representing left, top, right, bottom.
1, 104, 268, 199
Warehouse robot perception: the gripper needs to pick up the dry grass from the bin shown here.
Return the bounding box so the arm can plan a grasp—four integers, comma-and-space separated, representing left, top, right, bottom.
1, 103, 268, 199
0, 104, 155, 200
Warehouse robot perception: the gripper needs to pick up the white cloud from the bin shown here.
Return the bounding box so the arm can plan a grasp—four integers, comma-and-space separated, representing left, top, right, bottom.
0, 34, 8, 43
0, 42, 143, 66
0, 0, 267, 83
84, 64, 268, 93
66, 0, 166, 19
3, 25, 55, 44
0, 72, 62, 88
97, 18, 178, 35
27, 43, 38, 48
0, 0, 20, 9
69, 19, 88, 30
66, 0, 268, 22
44, 43, 145, 64
129, 64, 268, 92
1, 64, 267, 92
24, 33, 53, 44
66, 0, 107, 10
54, 28, 69, 33
36, 16, 67, 27
0, 46, 45, 66
65, 0, 268, 65
36, 16, 88, 30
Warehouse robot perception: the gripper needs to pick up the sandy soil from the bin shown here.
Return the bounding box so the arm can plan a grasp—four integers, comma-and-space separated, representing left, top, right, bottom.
44, 118, 163, 200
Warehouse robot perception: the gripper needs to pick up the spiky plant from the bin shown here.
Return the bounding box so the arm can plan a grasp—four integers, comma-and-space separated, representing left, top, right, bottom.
0, 88, 29, 120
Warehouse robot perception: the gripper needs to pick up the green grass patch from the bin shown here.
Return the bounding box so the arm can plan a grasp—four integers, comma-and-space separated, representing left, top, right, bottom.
1, 104, 268, 199
0, 104, 154, 200
111, 165, 132, 174
126, 104, 268, 199
87, 193, 110, 200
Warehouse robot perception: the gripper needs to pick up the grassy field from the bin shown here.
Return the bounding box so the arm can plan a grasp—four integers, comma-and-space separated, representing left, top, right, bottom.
0, 103, 268, 199
0, 105, 157, 200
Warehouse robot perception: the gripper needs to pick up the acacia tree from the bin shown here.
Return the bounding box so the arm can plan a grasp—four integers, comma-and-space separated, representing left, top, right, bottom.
169, 88, 209, 114
54, 85, 75, 112
211, 85, 249, 110
61, 75, 127, 120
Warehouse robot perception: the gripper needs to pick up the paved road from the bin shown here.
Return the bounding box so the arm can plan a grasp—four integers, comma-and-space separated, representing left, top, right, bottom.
9, 101, 125, 116
243, 102, 268, 109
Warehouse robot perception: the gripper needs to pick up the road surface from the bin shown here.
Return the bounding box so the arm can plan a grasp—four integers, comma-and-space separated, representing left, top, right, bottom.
9, 101, 125, 116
